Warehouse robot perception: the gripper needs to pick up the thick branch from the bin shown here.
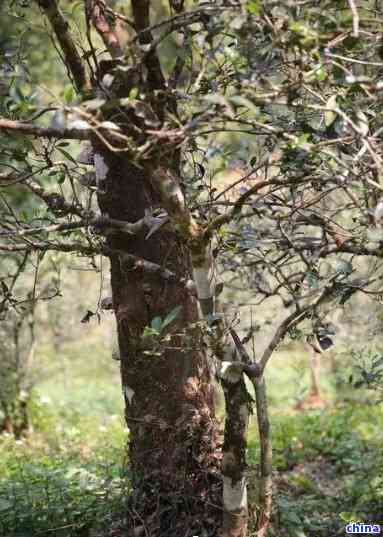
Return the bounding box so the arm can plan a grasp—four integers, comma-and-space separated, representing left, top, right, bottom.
150, 166, 217, 312
0, 213, 170, 242
103, 248, 196, 293
24, 177, 88, 218
229, 327, 273, 535
259, 308, 310, 374
151, 166, 199, 239
0, 118, 90, 140
0, 240, 192, 295
115, 250, 181, 284
229, 328, 261, 378
90, 0, 123, 58
0, 221, 86, 238
133, 5, 234, 41
37, 0, 91, 94
254, 376, 272, 537
131, 0, 165, 90
0, 240, 96, 254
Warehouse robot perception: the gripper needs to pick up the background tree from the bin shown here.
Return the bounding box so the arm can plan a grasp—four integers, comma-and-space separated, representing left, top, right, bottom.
0, 253, 35, 436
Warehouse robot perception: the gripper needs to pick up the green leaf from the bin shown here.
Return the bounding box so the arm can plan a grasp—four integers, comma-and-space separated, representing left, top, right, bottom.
293, 133, 310, 150
161, 305, 182, 330
332, 65, 344, 81
0, 499, 11, 511
151, 316, 163, 331
339, 512, 357, 523
335, 260, 353, 275
372, 356, 383, 368
305, 271, 318, 289
63, 85, 75, 104
143, 326, 159, 339
247, 0, 260, 15
57, 171, 66, 184
129, 87, 139, 100
314, 66, 327, 82
57, 147, 77, 164
343, 36, 359, 50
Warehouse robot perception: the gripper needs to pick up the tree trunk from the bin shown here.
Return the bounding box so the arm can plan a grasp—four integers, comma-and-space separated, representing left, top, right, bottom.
0, 399, 30, 438
221, 374, 249, 537
308, 345, 323, 404
0, 306, 34, 438
94, 146, 221, 536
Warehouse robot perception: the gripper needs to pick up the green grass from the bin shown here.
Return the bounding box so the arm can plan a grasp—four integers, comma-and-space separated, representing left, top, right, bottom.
248, 404, 383, 536
1, 335, 383, 536
0, 336, 128, 536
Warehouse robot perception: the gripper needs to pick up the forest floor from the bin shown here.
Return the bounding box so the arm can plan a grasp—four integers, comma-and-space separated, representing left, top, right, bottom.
0, 336, 382, 537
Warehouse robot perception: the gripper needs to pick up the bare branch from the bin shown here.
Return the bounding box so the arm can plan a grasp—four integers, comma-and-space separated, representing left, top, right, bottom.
0, 240, 96, 255
132, 5, 234, 41
151, 166, 200, 240
229, 328, 261, 378
23, 177, 88, 218
254, 376, 272, 537
0, 211, 171, 241
37, 0, 91, 94
0, 221, 86, 238
259, 308, 311, 374
131, 0, 165, 90
89, 0, 123, 58
0, 118, 90, 140
102, 4, 135, 30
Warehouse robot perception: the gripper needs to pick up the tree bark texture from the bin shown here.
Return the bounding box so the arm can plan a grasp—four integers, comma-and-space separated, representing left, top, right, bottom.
94, 144, 221, 536
254, 376, 273, 537
221, 374, 250, 537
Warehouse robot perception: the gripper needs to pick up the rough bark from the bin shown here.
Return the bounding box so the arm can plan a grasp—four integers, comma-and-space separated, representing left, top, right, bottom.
216, 329, 257, 537
149, 164, 253, 535
221, 371, 250, 537
254, 376, 272, 537
37, 0, 91, 94
94, 145, 221, 536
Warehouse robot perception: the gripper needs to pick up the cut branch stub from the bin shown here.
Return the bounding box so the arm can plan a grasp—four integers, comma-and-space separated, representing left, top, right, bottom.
218, 361, 245, 384
192, 249, 215, 316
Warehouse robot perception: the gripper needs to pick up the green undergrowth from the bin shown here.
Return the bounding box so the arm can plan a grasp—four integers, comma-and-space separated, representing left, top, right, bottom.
247, 403, 383, 536
0, 337, 128, 537
1, 338, 383, 536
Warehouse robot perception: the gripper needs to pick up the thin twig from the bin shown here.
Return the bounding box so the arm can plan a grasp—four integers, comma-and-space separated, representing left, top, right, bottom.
347, 0, 359, 37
